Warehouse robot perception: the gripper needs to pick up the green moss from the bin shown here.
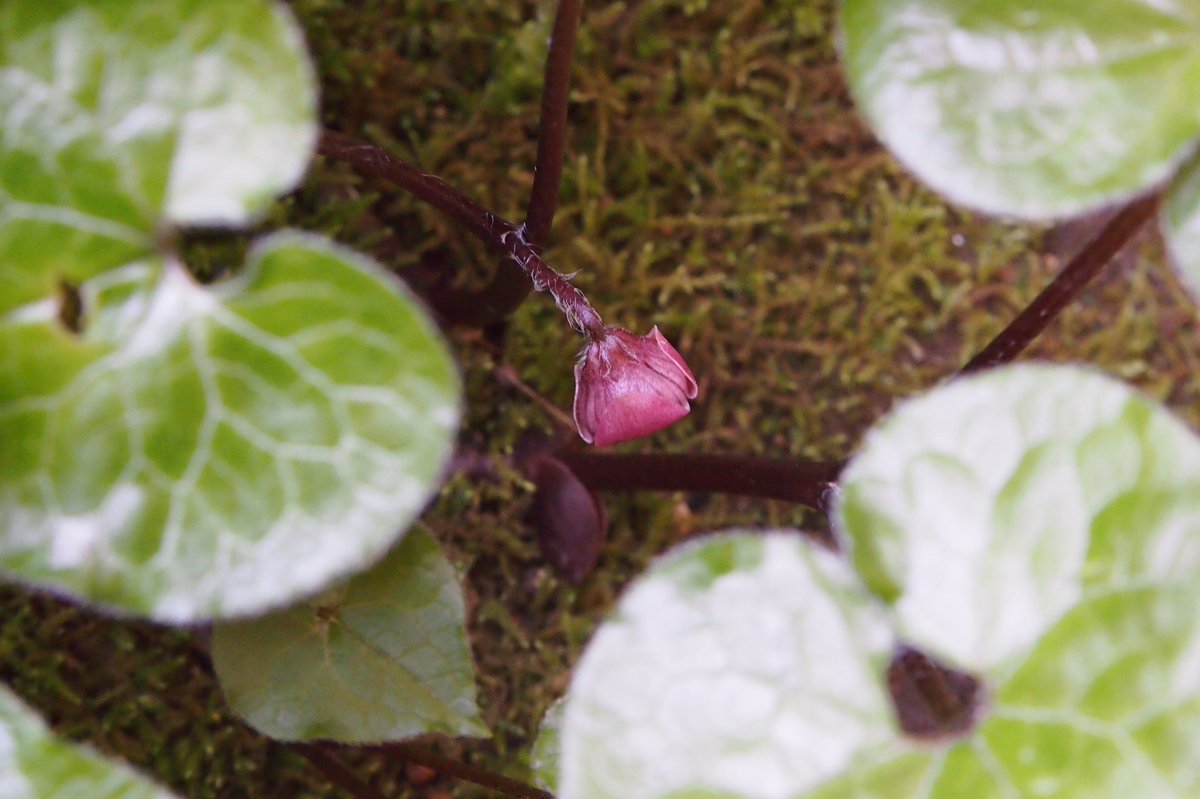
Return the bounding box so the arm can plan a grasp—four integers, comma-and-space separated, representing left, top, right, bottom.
5, 0, 1200, 797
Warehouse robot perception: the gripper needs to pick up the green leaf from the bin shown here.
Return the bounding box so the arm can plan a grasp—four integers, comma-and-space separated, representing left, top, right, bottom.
840, 0, 1200, 218
212, 526, 486, 742
0, 233, 460, 621
837, 364, 1200, 675
1164, 150, 1200, 301
558, 367, 1200, 798
532, 699, 564, 793
816, 584, 1200, 798
855, 582, 1200, 799
558, 532, 899, 799
0, 0, 315, 252
0, 683, 180, 799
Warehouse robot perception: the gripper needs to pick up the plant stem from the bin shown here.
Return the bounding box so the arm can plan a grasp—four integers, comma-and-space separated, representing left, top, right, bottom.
552, 196, 1159, 507
525, 0, 585, 246
451, 0, 587, 321
299, 746, 391, 799
507, 227, 606, 335
320, 130, 514, 247
558, 452, 843, 511
301, 742, 554, 799
321, 0, 585, 326
318, 131, 604, 336
381, 743, 555, 799
960, 193, 1158, 373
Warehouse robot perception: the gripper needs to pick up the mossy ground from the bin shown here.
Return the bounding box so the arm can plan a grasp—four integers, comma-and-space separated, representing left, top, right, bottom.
4, 0, 1200, 797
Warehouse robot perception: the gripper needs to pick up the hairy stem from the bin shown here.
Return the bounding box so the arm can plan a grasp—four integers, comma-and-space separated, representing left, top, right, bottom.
459, 0, 587, 321
318, 131, 603, 336
322, 1, 586, 326
559, 452, 843, 511
961, 193, 1158, 373
525, 0, 585, 246
320, 130, 515, 247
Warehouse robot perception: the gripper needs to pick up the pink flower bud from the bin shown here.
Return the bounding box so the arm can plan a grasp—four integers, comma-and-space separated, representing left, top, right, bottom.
573, 326, 698, 446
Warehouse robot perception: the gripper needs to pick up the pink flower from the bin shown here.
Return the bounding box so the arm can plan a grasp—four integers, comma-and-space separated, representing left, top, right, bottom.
573, 326, 699, 446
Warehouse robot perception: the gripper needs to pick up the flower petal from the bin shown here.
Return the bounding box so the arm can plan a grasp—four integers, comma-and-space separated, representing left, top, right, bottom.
573, 326, 698, 446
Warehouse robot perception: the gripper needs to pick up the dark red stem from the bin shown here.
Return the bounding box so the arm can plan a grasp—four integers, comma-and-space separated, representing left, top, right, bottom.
298, 746, 391, 799
322, 0, 585, 326
465, 0, 587, 320
525, 0, 585, 246
301, 742, 553, 799
960, 193, 1158, 373
559, 452, 843, 511
318, 131, 603, 335
381, 743, 555, 799
320, 130, 515, 247
559, 195, 1157, 506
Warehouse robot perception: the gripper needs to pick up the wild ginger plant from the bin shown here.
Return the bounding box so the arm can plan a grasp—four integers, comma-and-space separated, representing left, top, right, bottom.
2, 1, 1200, 799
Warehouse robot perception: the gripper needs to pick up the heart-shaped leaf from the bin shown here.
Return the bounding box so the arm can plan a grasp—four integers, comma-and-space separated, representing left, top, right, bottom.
840, 0, 1200, 218
558, 532, 898, 799
0, 0, 315, 243
837, 364, 1200, 674
213, 526, 486, 742
557, 365, 1200, 798
0, 0, 315, 315
0, 234, 460, 620
0, 683, 180, 799
820, 364, 1200, 798
0, 0, 459, 622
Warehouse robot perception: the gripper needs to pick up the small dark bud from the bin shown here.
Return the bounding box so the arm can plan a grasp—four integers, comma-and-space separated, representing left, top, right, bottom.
887, 644, 983, 741
528, 456, 607, 585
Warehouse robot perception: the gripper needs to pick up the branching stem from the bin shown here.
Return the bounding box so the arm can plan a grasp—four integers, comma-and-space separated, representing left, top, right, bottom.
320, 0, 585, 326
319, 131, 603, 336
556, 195, 1158, 506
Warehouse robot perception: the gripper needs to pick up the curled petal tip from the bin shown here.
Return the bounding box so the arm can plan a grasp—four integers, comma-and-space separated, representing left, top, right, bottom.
648, 325, 698, 399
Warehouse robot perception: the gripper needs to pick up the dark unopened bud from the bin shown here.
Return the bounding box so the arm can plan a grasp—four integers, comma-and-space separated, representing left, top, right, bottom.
528, 456, 607, 584
887, 645, 983, 741
573, 326, 698, 446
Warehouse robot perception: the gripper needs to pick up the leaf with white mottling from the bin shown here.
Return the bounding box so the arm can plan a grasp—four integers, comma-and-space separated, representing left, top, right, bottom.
840, 0, 1200, 218
213, 526, 486, 742
989, 582, 1200, 797
559, 367, 1200, 798
800, 580, 1200, 798
836, 364, 1200, 673
0, 0, 316, 316
0, 684, 180, 799
0, 233, 460, 621
1164, 151, 1200, 303
558, 533, 899, 799
0, 0, 314, 251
